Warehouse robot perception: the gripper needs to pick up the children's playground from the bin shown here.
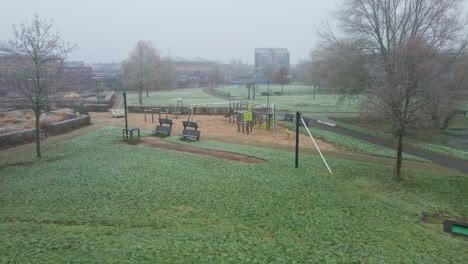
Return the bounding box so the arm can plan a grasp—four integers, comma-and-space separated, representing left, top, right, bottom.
92, 111, 336, 152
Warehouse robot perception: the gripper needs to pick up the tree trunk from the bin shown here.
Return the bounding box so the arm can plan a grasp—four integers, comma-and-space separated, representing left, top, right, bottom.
394, 127, 404, 181
146, 89, 149, 97
35, 112, 42, 158
138, 86, 143, 105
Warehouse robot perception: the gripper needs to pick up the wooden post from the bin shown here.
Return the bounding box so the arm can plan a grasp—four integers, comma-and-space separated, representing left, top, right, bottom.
123, 92, 128, 138
295, 112, 301, 168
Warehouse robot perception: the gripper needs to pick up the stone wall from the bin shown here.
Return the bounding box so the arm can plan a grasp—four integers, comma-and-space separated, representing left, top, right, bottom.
0, 115, 91, 149
55, 91, 116, 112
126, 105, 229, 115
47, 115, 91, 134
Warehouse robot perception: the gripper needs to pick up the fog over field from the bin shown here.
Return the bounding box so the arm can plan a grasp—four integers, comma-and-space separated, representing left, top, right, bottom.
0, 0, 345, 64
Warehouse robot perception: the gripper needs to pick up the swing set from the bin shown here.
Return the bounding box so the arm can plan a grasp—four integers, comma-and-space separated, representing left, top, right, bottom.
153, 107, 173, 136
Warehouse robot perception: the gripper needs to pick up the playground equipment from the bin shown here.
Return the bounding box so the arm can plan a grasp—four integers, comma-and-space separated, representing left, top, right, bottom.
110, 96, 124, 118
169, 97, 184, 118
183, 106, 199, 130
107, 96, 125, 135
144, 106, 159, 123
181, 106, 201, 140
236, 111, 253, 135
153, 107, 173, 136
121, 92, 140, 143
227, 100, 276, 134
180, 101, 232, 140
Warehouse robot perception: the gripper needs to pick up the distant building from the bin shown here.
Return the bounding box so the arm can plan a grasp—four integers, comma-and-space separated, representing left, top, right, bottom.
62, 62, 93, 92
90, 63, 123, 80
163, 57, 217, 87
0, 52, 95, 95
0, 50, 15, 95
254, 48, 290, 79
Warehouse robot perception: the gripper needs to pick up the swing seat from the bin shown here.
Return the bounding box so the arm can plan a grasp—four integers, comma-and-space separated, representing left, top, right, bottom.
182, 121, 198, 130
159, 118, 173, 127
154, 126, 172, 136
182, 129, 200, 140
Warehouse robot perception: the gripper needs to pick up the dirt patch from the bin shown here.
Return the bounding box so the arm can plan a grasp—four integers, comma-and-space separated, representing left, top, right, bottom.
0, 157, 61, 171
2, 161, 36, 168
138, 137, 268, 164
420, 211, 467, 224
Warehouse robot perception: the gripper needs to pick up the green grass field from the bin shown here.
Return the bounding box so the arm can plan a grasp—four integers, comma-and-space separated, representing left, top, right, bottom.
216, 85, 362, 113
126, 88, 230, 107
1, 130, 467, 262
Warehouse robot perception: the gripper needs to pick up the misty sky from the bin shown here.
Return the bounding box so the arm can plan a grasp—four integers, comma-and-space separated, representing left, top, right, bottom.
2, 0, 467, 65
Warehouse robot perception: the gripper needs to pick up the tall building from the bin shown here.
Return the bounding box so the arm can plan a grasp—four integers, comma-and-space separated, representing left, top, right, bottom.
254, 48, 290, 79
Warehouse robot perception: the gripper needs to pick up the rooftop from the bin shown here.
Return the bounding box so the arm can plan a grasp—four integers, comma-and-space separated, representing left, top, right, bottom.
0, 50, 15, 56
255, 48, 289, 54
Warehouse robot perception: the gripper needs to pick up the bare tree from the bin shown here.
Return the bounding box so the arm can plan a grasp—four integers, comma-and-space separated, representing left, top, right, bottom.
272, 67, 290, 94
159, 57, 176, 91
322, 0, 467, 181
310, 40, 370, 99
7, 14, 76, 157
427, 53, 468, 129
261, 63, 279, 81
123, 41, 160, 105
209, 64, 225, 88
229, 59, 252, 80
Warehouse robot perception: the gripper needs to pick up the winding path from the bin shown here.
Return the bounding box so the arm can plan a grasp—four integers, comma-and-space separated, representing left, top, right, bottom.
310, 119, 468, 173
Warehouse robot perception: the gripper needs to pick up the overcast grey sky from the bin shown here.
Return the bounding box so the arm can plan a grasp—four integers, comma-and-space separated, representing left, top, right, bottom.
2, 0, 466, 65
0, 0, 343, 64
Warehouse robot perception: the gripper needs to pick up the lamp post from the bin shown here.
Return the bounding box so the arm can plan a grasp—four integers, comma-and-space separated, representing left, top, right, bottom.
253, 81, 256, 101
97, 80, 100, 104
267, 79, 270, 105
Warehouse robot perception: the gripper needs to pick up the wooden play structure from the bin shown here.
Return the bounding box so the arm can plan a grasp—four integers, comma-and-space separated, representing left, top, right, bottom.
144, 106, 159, 123
226, 100, 276, 135
169, 97, 184, 118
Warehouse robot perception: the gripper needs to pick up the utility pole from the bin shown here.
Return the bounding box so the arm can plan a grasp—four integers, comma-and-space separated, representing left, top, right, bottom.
295, 111, 301, 168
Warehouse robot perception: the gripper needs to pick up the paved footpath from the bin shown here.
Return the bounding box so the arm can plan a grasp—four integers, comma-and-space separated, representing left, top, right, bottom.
311, 120, 468, 174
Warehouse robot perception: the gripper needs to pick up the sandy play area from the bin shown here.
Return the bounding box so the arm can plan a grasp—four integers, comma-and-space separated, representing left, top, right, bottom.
90, 112, 336, 153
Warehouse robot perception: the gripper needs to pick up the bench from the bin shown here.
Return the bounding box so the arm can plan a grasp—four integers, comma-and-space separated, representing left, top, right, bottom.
182, 121, 198, 130
154, 125, 172, 136
282, 113, 294, 121
182, 129, 201, 140
273, 92, 282, 96
159, 118, 173, 127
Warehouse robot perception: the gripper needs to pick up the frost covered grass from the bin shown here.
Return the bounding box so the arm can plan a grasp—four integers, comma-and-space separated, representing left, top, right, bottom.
0, 129, 467, 262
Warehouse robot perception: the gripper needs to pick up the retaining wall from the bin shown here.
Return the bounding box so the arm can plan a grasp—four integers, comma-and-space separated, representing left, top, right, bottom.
0, 115, 91, 149
126, 105, 229, 115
